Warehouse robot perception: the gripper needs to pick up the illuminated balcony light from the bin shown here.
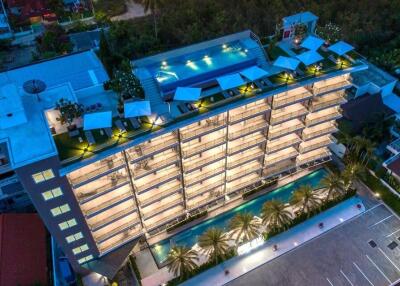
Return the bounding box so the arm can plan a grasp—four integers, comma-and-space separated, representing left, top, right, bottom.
161, 61, 167, 66
203, 55, 212, 65
222, 44, 228, 49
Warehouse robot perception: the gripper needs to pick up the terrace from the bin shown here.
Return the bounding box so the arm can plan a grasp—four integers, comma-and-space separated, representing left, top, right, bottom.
49, 33, 365, 169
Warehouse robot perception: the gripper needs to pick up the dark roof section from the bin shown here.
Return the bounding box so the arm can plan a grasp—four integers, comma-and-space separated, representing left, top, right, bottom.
0, 213, 48, 286
387, 156, 400, 178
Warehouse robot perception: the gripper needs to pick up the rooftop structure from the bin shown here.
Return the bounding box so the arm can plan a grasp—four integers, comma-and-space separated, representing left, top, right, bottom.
0, 13, 371, 280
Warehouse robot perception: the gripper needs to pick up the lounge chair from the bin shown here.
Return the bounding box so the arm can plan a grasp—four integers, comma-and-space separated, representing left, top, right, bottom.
115, 120, 127, 132
84, 131, 95, 145
129, 117, 141, 129
222, 91, 231, 99
104, 128, 113, 138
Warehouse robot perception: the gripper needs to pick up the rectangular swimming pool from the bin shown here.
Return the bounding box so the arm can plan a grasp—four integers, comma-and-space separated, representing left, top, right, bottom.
149, 168, 328, 266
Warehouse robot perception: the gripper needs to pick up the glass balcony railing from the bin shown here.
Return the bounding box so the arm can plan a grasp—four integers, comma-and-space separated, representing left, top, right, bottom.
264, 148, 298, 166
182, 137, 226, 158
264, 161, 296, 178
227, 149, 264, 169
90, 208, 138, 231
226, 174, 261, 194
186, 179, 225, 199
96, 219, 141, 243
299, 137, 332, 153
98, 227, 143, 254
84, 191, 134, 217
270, 108, 308, 125
142, 197, 184, 219
313, 80, 350, 95
76, 176, 129, 203
266, 136, 301, 153
183, 151, 226, 173
185, 166, 225, 186
180, 117, 226, 141
310, 95, 346, 112
305, 109, 342, 127
272, 90, 313, 109
228, 136, 266, 155
135, 169, 181, 193
302, 123, 338, 140
229, 103, 270, 122
139, 184, 183, 207
226, 162, 261, 182
268, 121, 304, 140
297, 149, 332, 165
187, 194, 222, 210
145, 208, 186, 230
129, 137, 178, 161
133, 153, 179, 178
228, 121, 268, 140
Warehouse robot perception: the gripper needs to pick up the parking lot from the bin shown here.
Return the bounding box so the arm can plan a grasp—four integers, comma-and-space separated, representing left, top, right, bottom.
228, 203, 400, 286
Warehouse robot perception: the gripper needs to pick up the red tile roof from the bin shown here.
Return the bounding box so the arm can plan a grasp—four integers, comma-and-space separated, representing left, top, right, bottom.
0, 213, 48, 286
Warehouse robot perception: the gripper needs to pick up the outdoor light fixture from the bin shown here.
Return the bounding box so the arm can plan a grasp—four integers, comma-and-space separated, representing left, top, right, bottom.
186, 60, 192, 65
244, 49, 248, 53
203, 55, 212, 65
222, 44, 228, 49
162, 61, 167, 66
285, 73, 290, 83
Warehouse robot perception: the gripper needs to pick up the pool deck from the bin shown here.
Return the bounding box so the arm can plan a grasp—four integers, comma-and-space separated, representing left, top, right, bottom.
141, 196, 366, 286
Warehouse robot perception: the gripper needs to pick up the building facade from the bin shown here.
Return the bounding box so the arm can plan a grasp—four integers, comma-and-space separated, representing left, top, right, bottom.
0, 19, 368, 276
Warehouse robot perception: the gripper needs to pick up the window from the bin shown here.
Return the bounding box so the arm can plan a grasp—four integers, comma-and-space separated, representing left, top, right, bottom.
66, 232, 84, 243
78, 255, 93, 264
59, 219, 77, 230
72, 244, 89, 255
50, 204, 71, 217
32, 169, 55, 183
42, 187, 63, 201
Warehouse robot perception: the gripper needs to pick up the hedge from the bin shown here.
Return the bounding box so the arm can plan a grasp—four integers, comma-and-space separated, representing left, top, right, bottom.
242, 179, 278, 199
166, 211, 207, 233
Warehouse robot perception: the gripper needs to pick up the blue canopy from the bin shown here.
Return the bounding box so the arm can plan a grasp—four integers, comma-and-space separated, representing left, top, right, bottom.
273, 56, 300, 71
300, 35, 324, 50
83, 111, 112, 130
174, 87, 202, 101
217, 73, 246, 90
296, 50, 324, 66
328, 41, 354, 56
124, 101, 151, 118
240, 66, 269, 81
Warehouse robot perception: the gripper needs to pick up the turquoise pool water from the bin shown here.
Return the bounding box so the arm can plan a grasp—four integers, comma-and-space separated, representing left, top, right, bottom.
149, 41, 251, 86
150, 169, 327, 265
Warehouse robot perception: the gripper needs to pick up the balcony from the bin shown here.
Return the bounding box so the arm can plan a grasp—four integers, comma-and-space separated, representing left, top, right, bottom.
263, 160, 296, 178
129, 136, 178, 162
186, 175, 225, 199
270, 103, 308, 125
133, 151, 179, 179
264, 147, 298, 166
272, 87, 313, 109
135, 166, 181, 193
266, 133, 301, 153
142, 195, 184, 220
228, 133, 266, 155
95, 214, 141, 243
183, 148, 226, 173
268, 119, 304, 140
98, 226, 143, 254
68, 156, 125, 187
313, 77, 350, 95
299, 136, 332, 153
90, 207, 138, 232
226, 173, 261, 194
138, 182, 183, 207
83, 187, 134, 218
226, 160, 262, 182
184, 165, 225, 187
75, 173, 129, 204
187, 189, 224, 210
145, 206, 185, 230
297, 148, 332, 166
305, 107, 342, 127
310, 92, 346, 112
229, 102, 270, 123
302, 122, 338, 140
182, 135, 226, 158
227, 147, 264, 169
180, 116, 226, 141
228, 119, 268, 140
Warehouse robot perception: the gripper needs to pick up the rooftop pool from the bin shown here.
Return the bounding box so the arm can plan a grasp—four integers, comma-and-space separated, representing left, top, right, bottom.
149, 168, 328, 265
148, 41, 256, 92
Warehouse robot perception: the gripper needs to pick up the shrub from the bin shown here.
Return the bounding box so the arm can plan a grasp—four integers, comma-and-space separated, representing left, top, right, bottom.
242, 179, 278, 199
166, 211, 207, 233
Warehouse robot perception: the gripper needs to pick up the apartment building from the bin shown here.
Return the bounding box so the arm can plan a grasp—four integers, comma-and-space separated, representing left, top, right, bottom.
0, 16, 368, 277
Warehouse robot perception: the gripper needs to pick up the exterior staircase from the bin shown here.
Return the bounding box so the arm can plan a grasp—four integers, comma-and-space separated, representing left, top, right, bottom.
141, 77, 169, 115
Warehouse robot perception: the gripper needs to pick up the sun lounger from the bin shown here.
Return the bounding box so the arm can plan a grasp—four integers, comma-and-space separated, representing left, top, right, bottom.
85, 131, 95, 145
104, 127, 113, 138
222, 91, 231, 99
129, 117, 141, 129
115, 120, 126, 132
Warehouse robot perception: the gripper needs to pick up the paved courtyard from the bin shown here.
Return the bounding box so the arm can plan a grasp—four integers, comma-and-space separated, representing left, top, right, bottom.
228, 203, 400, 286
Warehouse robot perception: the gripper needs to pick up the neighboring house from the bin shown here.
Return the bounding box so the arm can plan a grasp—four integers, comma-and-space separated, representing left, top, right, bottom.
280, 11, 318, 41
0, 213, 48, 286
0, 0, 12, 39
5, 0, 56, 24
69, 29, 100, 51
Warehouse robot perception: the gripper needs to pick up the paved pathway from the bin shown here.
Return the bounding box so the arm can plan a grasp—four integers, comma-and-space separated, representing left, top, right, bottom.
142, 197, 365, 286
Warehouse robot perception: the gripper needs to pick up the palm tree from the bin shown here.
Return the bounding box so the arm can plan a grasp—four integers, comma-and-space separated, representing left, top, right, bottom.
142, 0, 161, 39
166, 246, 198, 281
261, 200, 292, 230
229, 213, 260, 244
291, 184, 321, 216
343, 162, 364, 191
360, 139, 376, 166
320, 172, 345, 201
198, 228, 231, 264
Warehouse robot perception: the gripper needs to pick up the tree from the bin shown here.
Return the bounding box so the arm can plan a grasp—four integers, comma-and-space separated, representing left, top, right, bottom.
316, 22, 342, 44
291, 185, 321, 216
198, 228, 230, 264
320, 172, 345, 202
261, 200, 292, 231
55, 98, 83, 128
343, 163, 364, 191
228, 212, 260, 244
166, 246, 198, 281
98, 30, 114, 76
35, 24, 73, 59
142, 0, 162, 39
106, 70, 144, 100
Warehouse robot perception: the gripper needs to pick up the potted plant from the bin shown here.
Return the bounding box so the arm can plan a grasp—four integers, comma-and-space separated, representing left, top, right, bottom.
55, 98, 83, 131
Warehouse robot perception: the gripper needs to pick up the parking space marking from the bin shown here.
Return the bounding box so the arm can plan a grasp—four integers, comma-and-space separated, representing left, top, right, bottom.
353, 262, 374, 286
386, 228, 400, 238
326, 278, 334, 286
378, 247, 400, 272
369, 215, 394, 228
366, 255, 392, 284
340, 270, 354, 286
